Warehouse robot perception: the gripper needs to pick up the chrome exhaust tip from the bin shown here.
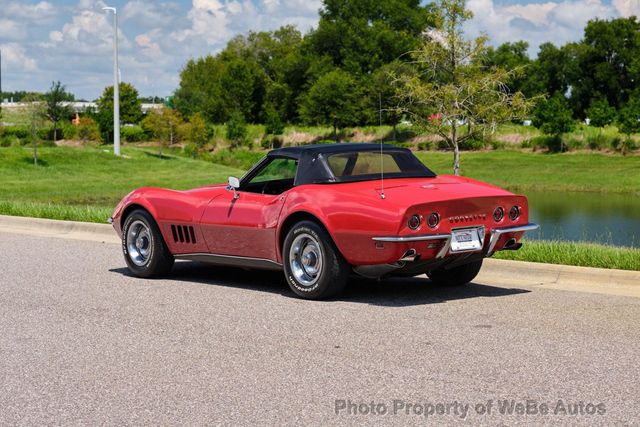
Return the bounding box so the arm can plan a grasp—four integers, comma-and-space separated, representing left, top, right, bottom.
503, 238, 522, 250
399, 249, 419, 262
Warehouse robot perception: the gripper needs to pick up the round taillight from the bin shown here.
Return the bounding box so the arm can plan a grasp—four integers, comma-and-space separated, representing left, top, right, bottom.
493, 206, 504, 222
509, 206, 520, 221
427, 212, 439, 228
408, 214, 421, 230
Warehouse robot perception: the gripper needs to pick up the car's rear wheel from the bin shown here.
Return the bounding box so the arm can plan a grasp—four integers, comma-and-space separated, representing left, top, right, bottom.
283, 221, 349, 299
122, 209, 174, 278
427, 260, 483, 286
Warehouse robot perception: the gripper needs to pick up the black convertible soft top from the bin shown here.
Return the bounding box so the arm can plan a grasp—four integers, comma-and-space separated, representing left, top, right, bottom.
268, 143, 399, 159
259, 143, 435, 186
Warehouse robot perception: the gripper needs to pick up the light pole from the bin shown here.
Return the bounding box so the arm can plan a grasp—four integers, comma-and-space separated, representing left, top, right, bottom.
103, 6, 120, 156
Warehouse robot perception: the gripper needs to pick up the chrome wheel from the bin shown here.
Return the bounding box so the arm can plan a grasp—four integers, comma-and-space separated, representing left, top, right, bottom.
289, 233, 324, 287
126, 220, 153, 267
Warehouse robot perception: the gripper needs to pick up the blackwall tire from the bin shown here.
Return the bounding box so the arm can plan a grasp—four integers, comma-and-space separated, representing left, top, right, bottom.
122, 209, 174, 278
283, 221, 349, 299
427, 260, 483, 286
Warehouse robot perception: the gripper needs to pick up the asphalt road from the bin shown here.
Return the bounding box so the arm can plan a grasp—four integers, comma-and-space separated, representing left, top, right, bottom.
1, 231, 639, 425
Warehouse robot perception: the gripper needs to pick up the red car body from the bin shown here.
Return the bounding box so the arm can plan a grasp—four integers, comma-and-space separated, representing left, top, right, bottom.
111, 143, 537, 280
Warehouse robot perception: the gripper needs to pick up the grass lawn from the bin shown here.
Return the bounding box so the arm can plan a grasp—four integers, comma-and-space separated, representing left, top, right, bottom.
0, 146, 242, 223
494, 240, 640, 271
1, 146, 638, 224
0, 145, 639, 269
415, 150, 640, 194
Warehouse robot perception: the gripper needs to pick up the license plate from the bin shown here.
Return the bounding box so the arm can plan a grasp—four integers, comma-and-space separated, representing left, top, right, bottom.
450, 227, 484, 252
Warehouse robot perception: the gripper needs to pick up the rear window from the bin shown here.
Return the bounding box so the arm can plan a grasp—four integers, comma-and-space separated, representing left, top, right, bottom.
325, 151, 435, 182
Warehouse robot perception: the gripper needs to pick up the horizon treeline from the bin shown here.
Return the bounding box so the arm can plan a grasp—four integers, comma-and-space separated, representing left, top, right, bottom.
5, 0, 640, 130
172, 0, 640, 128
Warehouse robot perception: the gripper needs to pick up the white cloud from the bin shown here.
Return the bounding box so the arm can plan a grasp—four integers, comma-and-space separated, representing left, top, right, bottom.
135, 31, 163, 58
3, 1, 58, 21
122, 1, 181, 28
0, 18, 28, 41
46, 8, 130, 54
501, 2, 557, 25
465, 0, 617, 55
612, 0, 640, 16
0, 44, 38, 72
263, 0, 280, 12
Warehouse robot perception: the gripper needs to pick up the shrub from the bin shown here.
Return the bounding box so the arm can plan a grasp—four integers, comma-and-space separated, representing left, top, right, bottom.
0, 135, 18, 147
37, 126, 54, 141
565, 137, 584, 150
586, 133, 608, 150
183, 143, 197, 159
226, 112, 248, 149
62, 122, 78, 140
77, 117, 101, 143
264, 109, 285, 136
121, 125, 147, 142
210, 149, 263, 169
261, 135, 283, 149
437, 139, 450, 150
417, 141, 433, 151
489, 139, 505, 150
532, 94, 575, 137
586, 98, 615, 128
530, 135, 565, 152
389, 141, 412, 149
611, 136, 636, 154
459, 137, 485, 150
1, 126, 30, 139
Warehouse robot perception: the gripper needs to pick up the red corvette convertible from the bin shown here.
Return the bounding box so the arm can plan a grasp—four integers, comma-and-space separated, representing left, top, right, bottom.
110, 143, 538, 299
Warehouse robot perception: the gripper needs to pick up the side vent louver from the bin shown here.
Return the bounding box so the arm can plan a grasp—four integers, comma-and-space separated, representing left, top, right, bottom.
170, 225, 196, 244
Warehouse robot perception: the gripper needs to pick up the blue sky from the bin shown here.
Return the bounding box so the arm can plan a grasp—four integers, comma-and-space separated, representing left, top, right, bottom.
0, 0, 636, 100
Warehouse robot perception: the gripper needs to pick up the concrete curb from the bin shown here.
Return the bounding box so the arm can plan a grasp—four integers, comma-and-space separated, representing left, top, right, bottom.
480, 258, 640, 298
1, 214, 639, 297
0, 215, 119, 244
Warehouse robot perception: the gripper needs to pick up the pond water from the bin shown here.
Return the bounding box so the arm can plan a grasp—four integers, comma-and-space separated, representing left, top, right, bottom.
524, 191, 640, 248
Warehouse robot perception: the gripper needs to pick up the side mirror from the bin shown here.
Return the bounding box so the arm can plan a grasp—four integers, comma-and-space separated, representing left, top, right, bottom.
228, 176, 240, 189
227, 176, 240, 199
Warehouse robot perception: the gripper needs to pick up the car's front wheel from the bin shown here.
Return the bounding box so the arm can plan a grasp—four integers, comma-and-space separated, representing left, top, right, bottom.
122, 209, 174, 278
427, 260, 483, 286
283, 221, 349, 299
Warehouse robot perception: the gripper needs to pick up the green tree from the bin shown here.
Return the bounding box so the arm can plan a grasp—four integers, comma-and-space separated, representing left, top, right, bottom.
616, 96, 640, 155
367, 61, 415, 139
308, 0, 437, 74
43, 81, 74, 141
188, 112, 208, 157
571, 17, 640, 117
141, 106, 183, 157
22, 94, 46, 165
264, 105, 285, 136
174, 53, 267, 123
299, 69, 360, 140
525, 42, 578, 100
482, 41, 531, 95
395, 0, 533, 175
226, 111, 248, 149
96, 82, 143, 142
532, 93, 575, 151
586, 97, 615, 127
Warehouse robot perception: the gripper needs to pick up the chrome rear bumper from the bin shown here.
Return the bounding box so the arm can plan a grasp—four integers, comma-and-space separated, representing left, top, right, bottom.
486, 223, 539, 255
372, 222, 539, 258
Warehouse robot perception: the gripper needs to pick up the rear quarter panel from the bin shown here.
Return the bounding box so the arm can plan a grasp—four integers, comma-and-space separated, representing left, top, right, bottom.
278, 178, 530, 265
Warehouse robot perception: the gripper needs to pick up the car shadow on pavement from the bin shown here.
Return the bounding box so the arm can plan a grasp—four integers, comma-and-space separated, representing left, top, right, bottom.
110, 261, 530, 307
340, 276, 530, 307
